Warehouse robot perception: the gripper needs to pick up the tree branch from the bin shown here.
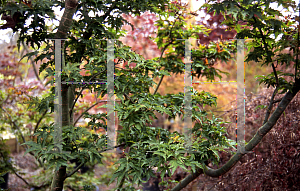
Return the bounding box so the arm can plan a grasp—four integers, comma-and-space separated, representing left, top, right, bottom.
54, 0, 78, 39
99, 143, 126, 154
69, 70, 107, 116
153, 75, 165, 95
153, 13, 182, 95
101, 0, 119, 21
262, 87, 278, 125
73, 100, 109, 126
171, 78, 300, 191
66, 162, 84, 178
252, 16, 279, 86
22, 41, 44, 86
153, 42, 173, 95
273, 97, 282, 103
0, 152, 50, 189
66, 142, 126, 178
51, 1, 79, 190
123, 93, 135, 104
34, 109, 48, 132
171, 168, 204, 191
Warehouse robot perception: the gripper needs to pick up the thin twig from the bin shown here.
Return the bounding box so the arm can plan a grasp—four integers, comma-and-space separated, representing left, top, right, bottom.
73, 100, 110, 126
66, 143, 126, 178
154, 75, 165, 95
263, 87, 279, 125
253, 16, 279, 86
34, 109, 48, 132
69, 69, 107, 114
101, 0, 119, 21
0, 152, 50, 189
235, 2, 279, 85
123, 93, 135, 104
22, 42, 44, 86
153, 42, 173, 95
11, 168, 30, 186
66, 162, 84, 178
153, 13, 183, 95
99, 143, 126, 154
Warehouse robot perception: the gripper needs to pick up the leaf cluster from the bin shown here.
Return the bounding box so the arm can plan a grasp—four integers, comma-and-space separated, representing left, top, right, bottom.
23, 124, 106, 171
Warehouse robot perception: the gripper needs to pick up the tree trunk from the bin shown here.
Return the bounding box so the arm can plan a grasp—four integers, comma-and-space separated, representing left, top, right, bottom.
50, 1, 78, 190
50, 166, 67, 191
51, 83, 69, 191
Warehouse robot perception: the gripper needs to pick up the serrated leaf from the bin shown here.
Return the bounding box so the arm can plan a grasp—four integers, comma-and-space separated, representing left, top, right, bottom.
169, 160, 179, 175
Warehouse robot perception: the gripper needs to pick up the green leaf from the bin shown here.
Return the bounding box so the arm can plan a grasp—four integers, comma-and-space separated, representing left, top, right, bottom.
169, 160, 179, 175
